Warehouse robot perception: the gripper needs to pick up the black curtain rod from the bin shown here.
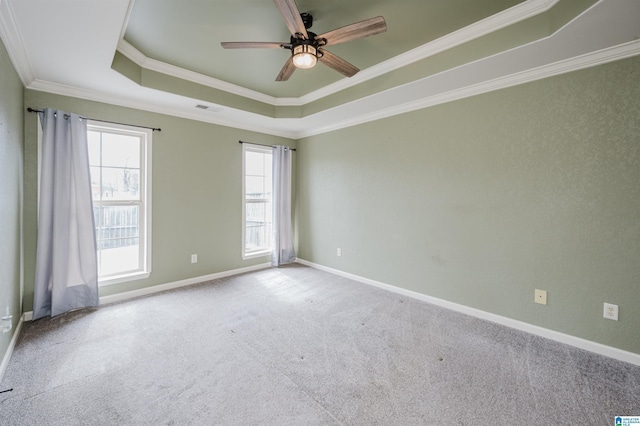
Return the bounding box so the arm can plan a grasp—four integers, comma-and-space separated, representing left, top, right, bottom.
27, 108, 161, 132
238, 140, 296, 151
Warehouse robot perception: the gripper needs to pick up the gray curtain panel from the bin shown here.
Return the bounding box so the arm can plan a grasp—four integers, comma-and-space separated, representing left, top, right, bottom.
271, 146, 296, 266
33, 109, 99, 320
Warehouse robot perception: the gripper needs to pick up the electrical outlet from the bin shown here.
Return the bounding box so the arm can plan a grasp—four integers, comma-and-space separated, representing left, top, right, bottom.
191, 254, 198, 264
336, 248, 342, 257
534, 289, 547, 305
603, 303, 618, 321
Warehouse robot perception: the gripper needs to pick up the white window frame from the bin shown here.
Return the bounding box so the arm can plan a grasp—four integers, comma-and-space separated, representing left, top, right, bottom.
88, 121, 152, 286
242, 143, 273, 260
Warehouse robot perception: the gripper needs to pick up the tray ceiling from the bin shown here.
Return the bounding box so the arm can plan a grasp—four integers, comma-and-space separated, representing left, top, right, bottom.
2, 0, 639, 138
123, 0, 523, 97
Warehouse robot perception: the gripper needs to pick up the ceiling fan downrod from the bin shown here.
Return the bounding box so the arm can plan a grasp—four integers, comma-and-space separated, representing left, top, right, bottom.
300, 12, 313, 29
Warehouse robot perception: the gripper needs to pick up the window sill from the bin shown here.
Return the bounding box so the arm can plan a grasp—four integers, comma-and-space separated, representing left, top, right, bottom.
242, 250, 272, 261
99, 271, 150, 287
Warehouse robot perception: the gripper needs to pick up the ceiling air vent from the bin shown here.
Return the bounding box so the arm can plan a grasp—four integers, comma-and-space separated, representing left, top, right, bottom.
195, 104, 222, 113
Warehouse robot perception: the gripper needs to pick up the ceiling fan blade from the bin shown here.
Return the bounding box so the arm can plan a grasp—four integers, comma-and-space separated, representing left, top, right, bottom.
221, 42, 288, 49
316, 16, 387, 47
273, 0, 308, 38
276, 56, 296, 81
318, 49, 359, 78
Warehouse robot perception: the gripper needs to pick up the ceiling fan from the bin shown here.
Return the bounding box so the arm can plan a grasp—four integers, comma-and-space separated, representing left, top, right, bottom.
221, 0, 387, 81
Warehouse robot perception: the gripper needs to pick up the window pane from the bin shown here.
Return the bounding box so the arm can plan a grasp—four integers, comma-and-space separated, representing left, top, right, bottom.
246, 175, 266, 199
101, 133, 140, 168
90, 166, 101, 201
245, 201, 272, 251
87, 131, 101, 166
94, 205, 140, 276
246, 201, 266, 223
245, 151, 265, 175
101, 167, 140, 201
245, 150, 272, 199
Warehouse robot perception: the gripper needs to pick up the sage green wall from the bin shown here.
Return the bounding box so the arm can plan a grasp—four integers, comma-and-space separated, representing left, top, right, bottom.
296, 56, 640, 354
0, 38, 24, 361
23, 91, 295, 310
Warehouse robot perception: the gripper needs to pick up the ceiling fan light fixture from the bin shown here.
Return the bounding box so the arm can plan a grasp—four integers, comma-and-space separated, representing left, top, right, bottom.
292, 44, 317, 69
220, 3, 388, 81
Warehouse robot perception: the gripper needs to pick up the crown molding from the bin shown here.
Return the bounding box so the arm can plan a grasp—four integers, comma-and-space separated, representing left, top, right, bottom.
0, 0, 34, 85
119, 0, 136, 41
116, 0, 558, 108
116, 39, 279, 106
294, 40, 640, 139
297, 0, 558, 105
22, 0, 639, 140
25, 79, 299, 139
27, 39, 640, 140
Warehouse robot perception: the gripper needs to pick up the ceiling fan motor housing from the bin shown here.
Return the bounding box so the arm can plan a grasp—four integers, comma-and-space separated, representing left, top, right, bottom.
290, 31, 323, 49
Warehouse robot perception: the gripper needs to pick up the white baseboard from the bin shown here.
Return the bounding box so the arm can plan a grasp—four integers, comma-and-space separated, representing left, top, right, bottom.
16, 259, 639, 366
98, 262, 272, 305
296, 258, 640, 366
21, 262, 272, 320
0, 314, 25, 384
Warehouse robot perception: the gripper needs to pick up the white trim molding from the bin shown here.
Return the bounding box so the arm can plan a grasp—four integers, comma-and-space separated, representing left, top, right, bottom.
20, 263, 271, 319
296, 40, 640, 139
25, 79, 298, 139
116, 39, 279, 106
0, 0, 34, 85
98, 262, 271, 305
3, 0, 638, 142
17, 0, 639, 140
114, 0, 557, 107
0, 314, 25, 384
296, 259, 640, 367
297, 0, 558, 105
28, 33, 640, 141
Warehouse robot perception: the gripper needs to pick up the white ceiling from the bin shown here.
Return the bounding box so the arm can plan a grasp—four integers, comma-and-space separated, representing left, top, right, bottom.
1, 0, 639, 139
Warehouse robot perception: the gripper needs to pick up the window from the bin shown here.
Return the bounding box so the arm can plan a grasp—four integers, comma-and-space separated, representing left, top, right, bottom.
242, 144, 272, 259
87, 122, 151, 285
